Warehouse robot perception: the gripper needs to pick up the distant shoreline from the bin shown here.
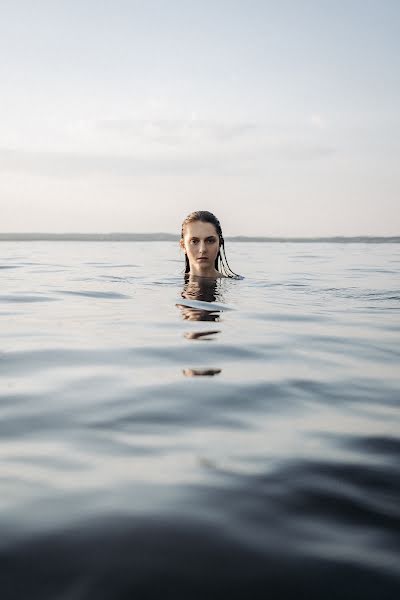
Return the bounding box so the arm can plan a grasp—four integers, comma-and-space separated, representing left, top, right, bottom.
0, 233, 399, 243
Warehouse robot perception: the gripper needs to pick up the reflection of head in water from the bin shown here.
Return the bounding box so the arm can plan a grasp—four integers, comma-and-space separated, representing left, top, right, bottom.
179, 276, 221, 321
180, 211, 240, 279
182, 276, 219, 303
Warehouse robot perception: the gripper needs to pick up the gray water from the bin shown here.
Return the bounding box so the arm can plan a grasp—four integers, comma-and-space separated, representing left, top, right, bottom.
1, 241, 399, 599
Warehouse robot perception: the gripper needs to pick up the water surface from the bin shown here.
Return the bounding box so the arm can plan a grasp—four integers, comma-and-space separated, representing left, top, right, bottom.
1, 241, 399, 599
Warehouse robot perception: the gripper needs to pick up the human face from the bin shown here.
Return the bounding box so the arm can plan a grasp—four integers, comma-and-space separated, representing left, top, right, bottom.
180, 220, 220, 277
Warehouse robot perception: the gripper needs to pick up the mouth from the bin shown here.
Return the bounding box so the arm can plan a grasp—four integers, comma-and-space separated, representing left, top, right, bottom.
197, 257, 208, 261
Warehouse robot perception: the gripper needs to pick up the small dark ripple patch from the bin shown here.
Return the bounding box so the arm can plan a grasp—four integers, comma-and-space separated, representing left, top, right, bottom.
351, 435, 400, 456
323, 433, 400, 458
60, 290, 131, 299
0, 294, 58, 303
0, 265, 21, 270
83, 262, 139, 269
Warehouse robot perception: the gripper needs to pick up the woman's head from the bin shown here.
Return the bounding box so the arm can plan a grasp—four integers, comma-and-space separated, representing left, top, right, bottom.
180, 210, 239, 278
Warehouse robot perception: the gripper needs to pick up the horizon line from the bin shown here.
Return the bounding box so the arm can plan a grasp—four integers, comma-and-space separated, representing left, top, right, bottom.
1, 233, 399, 243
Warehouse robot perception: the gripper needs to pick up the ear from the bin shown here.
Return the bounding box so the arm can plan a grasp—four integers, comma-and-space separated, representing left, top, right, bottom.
179, 238, 186, 253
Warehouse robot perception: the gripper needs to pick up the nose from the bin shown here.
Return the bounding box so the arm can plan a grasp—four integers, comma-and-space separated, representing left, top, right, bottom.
199, 241, 207, 254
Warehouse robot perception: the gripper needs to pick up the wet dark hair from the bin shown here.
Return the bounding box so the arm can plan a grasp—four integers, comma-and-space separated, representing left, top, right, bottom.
181, 210, 240, 278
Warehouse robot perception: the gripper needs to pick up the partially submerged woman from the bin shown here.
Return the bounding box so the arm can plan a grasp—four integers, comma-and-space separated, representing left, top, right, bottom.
180, 210, 241, 279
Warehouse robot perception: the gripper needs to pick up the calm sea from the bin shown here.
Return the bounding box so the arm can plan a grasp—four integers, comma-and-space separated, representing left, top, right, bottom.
1, 241, 399, 599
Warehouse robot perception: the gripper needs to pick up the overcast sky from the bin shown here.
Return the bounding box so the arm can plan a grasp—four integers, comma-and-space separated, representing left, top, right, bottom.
1, 0, 399, 236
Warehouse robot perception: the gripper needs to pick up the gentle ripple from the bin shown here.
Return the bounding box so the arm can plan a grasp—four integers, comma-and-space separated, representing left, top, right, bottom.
0, 241, 399, 599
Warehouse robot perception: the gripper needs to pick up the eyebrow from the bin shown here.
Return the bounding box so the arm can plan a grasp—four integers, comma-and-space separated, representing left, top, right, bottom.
190, 236, 217, 241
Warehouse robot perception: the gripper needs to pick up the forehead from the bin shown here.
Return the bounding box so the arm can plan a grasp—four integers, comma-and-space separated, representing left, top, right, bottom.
184, 220, 218, 238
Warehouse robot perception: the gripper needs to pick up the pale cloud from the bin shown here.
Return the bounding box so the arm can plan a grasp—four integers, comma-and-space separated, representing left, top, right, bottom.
310, 114, 327, 129
62, 116, 336, 162
0, 147, 245, 177
0, 137, 336, 179
95, 118, 259, 145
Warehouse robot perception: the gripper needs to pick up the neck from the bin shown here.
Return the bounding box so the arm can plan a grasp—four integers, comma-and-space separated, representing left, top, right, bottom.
189, 266, 221, 278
